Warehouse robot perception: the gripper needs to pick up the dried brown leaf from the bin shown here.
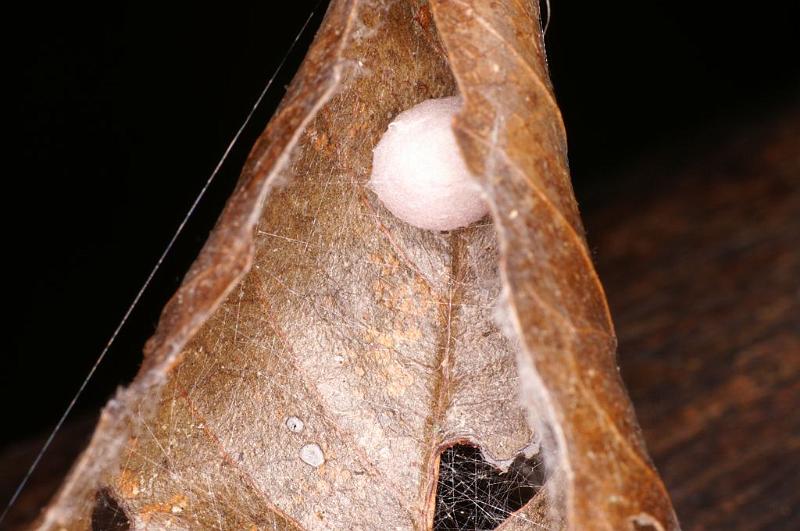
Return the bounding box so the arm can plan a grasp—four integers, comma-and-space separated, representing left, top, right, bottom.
431, 0, 679, 529
36, 0, 677, 529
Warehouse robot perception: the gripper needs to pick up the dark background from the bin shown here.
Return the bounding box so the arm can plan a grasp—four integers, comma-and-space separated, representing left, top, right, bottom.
3, 0, 798, 498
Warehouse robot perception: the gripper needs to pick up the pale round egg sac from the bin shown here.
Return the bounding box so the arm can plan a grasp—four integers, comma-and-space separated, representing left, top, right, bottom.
368, 96, 489, 231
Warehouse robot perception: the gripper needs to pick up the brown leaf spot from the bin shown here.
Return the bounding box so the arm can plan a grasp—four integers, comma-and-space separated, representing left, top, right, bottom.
114, 468, 139, 498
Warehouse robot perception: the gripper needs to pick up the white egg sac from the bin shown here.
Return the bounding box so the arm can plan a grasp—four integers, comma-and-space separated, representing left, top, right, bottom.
369, 96, 489, 231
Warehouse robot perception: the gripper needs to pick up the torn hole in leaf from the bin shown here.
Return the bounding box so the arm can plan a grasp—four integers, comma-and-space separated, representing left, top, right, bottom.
91, 488, 130, 531
433, 444, 544, 530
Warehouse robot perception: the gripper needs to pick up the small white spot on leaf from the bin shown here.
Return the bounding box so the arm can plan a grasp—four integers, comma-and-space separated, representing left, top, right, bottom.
300, 443, 325, 467
286, 416, 305, 433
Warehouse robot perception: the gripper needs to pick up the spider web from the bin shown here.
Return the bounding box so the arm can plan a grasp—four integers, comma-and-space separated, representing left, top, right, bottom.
433, 445, 544, 530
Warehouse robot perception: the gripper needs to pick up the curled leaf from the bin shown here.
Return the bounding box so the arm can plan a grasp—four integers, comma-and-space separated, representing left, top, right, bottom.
432, 0, 678, 528
36, 0, 677, 529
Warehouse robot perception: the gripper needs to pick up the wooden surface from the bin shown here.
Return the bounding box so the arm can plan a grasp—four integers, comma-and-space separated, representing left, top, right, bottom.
586, 110, 800, 530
